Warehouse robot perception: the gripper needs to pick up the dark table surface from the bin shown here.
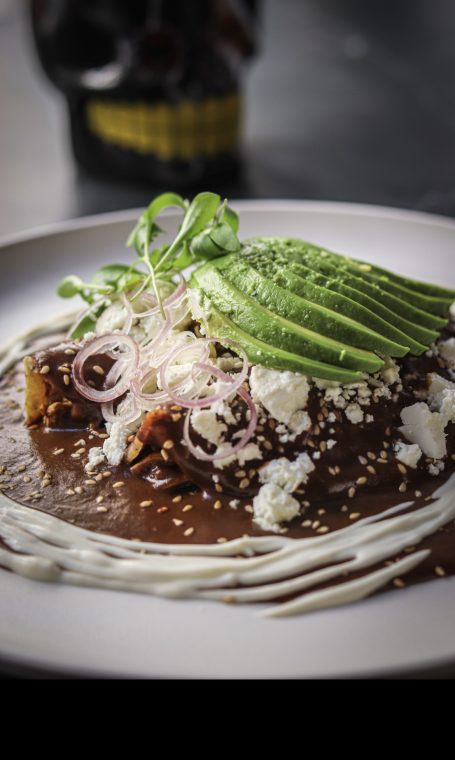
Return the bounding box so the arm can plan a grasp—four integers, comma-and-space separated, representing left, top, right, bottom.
1, 0, 455, 678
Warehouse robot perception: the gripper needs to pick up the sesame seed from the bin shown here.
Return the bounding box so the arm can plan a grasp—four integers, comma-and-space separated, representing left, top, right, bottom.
317, 526, 330, 534
84, 479, 96, 486
184, 527, 194, 537
64, 348, 76, 355
39, 365, 50, 375
319, 440, 327, 453
171, 413, 182, 422
96, 506, 108, 513
215, 484, 223, 493
170, 405, 182, 411
66, 489, 75, 496
182, 504, 193, 512
235, 470, 246, 478
74, 439, 86, 448
393, 578, 406, 588
53, 448, 64, 456
367, 465, 376, 475
217, 537, 228, 544
356, 476, 367, 485
397, 463, 407, 475
140, 500, 153, 508
113, 481, 125, 489
302, 519, 312, 527
96, 495, 104, 504
74, 486, 83, 494
63, 375, 70, 386
161, 439, 174, 451
127, 434, 135, 443
214, 500, 222, 510
172, 495, 182, 503
239, 478, 250, 489
367, 451, 376, 460
161, 448, 170, 461
435, 566, 446, 577
349, 512, 361, 520
328, 467, 337, 476
41, 478, 51, 488
415, 490, 422, 498
173, 519, 184, 526
244, 505, 254, 513
157, 506, 168, 514
102, 471, 111, 478
17, 464, 26, 473
341, 505, 348, 512
358, 456, 368, 465
98, 433, 109, 439
58, 365, 71, 374
95, 473, 103, 482
312, 520, 320, 530
377, 457, 388, 464
71, 452, 81, 459
348, 486, 356, 498
92, 365, 105, 376
263, 440, 273, 451
399, 482, 407, 493
380, 450, 388, 459
317, 508, 326, 516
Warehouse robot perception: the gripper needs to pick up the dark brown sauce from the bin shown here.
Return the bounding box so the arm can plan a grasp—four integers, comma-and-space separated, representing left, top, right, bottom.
1, 336, 455, 599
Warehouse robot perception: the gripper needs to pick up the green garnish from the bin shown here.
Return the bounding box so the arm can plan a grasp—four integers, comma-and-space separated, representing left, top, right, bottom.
57, 192, 455, 380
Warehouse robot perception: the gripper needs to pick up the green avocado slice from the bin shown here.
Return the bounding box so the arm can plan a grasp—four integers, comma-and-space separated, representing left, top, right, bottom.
213, 254, 409, 358
240, 256, 426, 355
243, 245, 439, 345
191, 264, 383, 374
192, 290, 364, 383
353, 261, 455, 300
245, 238, 448, 329
335, 265, 452, 317
282, 261, 438, 346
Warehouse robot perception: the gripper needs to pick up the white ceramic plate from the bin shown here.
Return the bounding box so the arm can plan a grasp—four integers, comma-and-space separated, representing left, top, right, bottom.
1, 201, 455, 679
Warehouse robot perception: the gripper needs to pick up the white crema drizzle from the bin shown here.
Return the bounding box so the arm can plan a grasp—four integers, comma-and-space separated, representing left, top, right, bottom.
1, 321, 455, 617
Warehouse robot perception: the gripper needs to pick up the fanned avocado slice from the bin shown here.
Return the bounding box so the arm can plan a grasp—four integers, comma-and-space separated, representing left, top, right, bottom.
193, 290, 364, 383
240, 255, 427, 355
212, 254, 408, 358
191, 264, 383, 374
246, 238, 449, 329
353, 261, 455, 300
283, 261, 439, 346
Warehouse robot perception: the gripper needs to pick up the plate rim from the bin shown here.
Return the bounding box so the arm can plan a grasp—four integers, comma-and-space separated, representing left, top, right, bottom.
2, 199, 455, 251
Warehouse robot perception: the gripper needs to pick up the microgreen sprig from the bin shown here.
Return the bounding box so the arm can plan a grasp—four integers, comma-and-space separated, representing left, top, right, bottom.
57, 191, 241, 335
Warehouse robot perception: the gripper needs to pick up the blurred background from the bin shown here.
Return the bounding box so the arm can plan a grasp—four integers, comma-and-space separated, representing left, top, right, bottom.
1, 0, 455, 236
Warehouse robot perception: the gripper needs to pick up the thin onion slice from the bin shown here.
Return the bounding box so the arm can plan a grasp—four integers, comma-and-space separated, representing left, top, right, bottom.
159, 337, 249, 410
72, 334, 139, 403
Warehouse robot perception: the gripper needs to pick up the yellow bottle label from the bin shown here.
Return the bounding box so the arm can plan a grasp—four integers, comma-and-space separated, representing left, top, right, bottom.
86, 94, 241, 160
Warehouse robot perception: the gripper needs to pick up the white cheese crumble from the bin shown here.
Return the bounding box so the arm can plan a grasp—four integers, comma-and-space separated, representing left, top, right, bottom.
213, 442, 262, 470
394, 441, 422, 469
429, 373, 455, 424
345, 403, 364, 424
440, 338, 455, 368
190, 409, 227, 447
102, 421, 130, 466
249, 366, 310, 431
326, 439, 337, 450
252, 483, 300, 533
258, 452, 315, 493
85, 446, 105, 472
399, 403, 447, 459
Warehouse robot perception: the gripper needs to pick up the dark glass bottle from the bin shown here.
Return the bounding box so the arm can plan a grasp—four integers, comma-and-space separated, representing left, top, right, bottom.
30, 0, 259, 186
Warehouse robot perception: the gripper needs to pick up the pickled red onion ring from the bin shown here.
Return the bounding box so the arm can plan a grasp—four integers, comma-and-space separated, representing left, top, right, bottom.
72, 334, 139, 403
